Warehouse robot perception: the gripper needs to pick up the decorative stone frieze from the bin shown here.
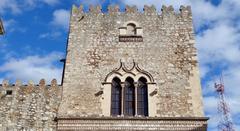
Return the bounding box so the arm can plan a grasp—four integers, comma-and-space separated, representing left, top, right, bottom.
57, 117, 208, 131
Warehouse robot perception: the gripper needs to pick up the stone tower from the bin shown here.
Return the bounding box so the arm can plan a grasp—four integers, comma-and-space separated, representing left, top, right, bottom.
57, 5, 208, 130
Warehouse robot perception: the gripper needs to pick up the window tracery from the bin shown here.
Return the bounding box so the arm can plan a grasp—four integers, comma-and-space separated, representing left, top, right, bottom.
104, 61, 156, 117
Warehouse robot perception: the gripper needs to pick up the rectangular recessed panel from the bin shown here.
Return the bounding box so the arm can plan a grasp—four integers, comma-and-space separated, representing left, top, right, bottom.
119, 35, 143, 42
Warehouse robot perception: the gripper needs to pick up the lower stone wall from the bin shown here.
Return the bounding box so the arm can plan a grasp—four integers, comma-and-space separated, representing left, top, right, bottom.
57, 117, 208, 131
0, 79, 61, 131
0, 80, 208, 131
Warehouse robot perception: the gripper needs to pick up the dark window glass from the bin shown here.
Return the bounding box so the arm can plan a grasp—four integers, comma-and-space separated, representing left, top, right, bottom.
111, 77, 122, 116
124, 77, 135, 116
6, 90, 12, 95
137, 77, 148, 116
127, 23, 137, 35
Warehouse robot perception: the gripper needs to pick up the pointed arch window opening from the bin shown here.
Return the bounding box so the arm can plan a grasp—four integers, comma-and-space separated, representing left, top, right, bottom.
110, 77, 149, 117
137, 77, 148, 116
107, 61, 155, 117
111, 77, 122, 116
124, 77, 135, 116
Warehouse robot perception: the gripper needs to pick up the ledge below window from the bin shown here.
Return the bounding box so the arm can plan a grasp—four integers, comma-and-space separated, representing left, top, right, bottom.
57, 117, 209, 131
119, 35, 143, 42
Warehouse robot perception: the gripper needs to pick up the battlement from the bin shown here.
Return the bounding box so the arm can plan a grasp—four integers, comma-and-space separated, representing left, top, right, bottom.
0, 79, 61, 96
0, 79, 61, 98
0, 79, 60, 87
71, 5, 192, 18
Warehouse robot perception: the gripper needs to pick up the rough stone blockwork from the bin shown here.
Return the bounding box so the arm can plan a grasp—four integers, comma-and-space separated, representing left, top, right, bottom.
59, 4, 203, 117
0, 79, 62, 131
0, 4, 208, 131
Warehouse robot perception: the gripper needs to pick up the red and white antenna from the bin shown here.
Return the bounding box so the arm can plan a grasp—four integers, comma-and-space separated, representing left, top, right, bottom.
214, 74, 235, 131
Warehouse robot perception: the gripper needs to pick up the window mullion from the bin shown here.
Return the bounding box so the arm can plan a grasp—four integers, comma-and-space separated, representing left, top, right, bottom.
134, 82, 138, 116
121, 83, 125, 116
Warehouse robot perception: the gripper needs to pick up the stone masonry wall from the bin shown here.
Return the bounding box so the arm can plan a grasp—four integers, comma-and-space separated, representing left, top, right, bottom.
0, 5, 206, 131
0, 79, 61, 131
58, 5, 204, 118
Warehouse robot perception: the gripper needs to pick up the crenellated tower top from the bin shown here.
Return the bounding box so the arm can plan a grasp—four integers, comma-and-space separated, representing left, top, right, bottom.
71, 5, 192, 18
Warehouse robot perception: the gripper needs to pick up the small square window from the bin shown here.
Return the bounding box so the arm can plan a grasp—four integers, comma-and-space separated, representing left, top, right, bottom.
6, 90, 12, 95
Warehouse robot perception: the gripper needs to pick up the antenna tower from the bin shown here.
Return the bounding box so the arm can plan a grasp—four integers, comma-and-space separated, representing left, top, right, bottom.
214, 74, 235, 131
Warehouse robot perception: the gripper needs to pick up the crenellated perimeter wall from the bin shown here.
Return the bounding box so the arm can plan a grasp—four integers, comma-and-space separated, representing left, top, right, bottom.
0, 79, 62, 131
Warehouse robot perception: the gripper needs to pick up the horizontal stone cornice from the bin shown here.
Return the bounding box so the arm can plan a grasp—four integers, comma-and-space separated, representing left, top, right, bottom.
57, 117, 208, 131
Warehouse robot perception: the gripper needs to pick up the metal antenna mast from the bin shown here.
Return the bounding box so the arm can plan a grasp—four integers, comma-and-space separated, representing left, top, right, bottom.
214, 74, 235, 131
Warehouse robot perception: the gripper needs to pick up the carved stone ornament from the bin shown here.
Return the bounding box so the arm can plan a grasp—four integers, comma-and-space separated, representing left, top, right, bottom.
103, 61, 155, 84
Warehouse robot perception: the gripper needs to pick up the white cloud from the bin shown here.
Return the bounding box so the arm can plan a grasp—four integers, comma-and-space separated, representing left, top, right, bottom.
191, 1, 228, 30
123, 0, 190, 10
0, 0, 21, 14
199, 65, 210, 78
22, 0, 60, 7
203, 91, 222, 120
22, 0, 60, 8
3, 19, 16, 29
0, 52, 64, 84
196, 23, 240, 65
24, 0, 36, 7
79, 0, 103, 5
0, 0, 60, 14
39, 31, 62, 39
42, 0, 59, 6
2, 19, 27, 33
51, 9, 70, 30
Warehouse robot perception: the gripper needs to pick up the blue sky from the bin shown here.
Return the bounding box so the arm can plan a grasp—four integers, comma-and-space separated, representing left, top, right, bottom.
0, 0, 240, 130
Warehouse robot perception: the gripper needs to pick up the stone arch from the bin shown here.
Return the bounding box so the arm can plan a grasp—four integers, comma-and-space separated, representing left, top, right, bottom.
123, 21, 140, 27
103, 61, 155, 84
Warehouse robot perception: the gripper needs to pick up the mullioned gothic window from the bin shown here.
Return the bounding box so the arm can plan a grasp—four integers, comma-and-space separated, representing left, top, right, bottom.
103, 61, 156, 117
110, 77, 148, 117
